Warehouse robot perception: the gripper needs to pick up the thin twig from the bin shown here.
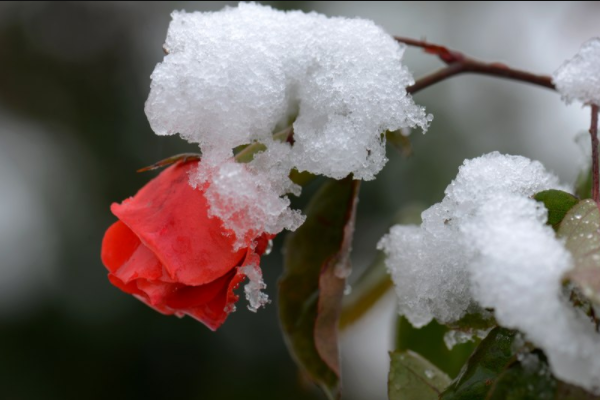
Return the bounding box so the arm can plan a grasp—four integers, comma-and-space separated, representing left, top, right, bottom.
590, 104, 599, 205
407, 63, 465, 94
395, 36, 556, 94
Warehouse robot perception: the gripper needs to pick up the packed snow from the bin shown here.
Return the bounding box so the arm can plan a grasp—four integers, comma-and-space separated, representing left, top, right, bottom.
145, 2, 429, 246
553, 37, 600, 106
377, 152, 565, 327
379, 152, 600, 392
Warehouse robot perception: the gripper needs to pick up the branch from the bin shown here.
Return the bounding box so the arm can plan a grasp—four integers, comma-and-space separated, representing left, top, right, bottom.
590, 104, 599, 205
395, 36, 556, 94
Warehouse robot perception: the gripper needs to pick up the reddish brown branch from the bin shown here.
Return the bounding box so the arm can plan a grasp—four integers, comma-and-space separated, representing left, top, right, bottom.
407, 64, 465, 94
590, 104, 599, 205
395, 36, 555, 94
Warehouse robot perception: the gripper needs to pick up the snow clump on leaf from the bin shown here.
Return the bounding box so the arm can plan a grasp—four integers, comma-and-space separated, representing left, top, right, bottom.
379, 152, 600, 391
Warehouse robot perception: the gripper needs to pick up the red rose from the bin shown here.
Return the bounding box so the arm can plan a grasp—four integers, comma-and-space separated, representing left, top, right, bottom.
101, 160, 272, 331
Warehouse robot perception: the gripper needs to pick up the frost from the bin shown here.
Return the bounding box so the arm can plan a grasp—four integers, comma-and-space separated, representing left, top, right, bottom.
239, 265, 270, 313
379, 152, 600, 392
145, 2, 429, 245
443, 328, 491, 350
553, 37, 600, 105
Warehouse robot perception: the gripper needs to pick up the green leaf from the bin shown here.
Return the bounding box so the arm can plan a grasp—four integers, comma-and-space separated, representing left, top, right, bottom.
534, 190, 579, 231
440, 326, 600, 399
279, 177, 360, 399
395, 316, 485, 379
557, 199, 600, 308
485, 350, 556, 400
486, 350, 600, 400
388, 350, 451, 400
440, 327, 517, 400
446, 311, 497, 332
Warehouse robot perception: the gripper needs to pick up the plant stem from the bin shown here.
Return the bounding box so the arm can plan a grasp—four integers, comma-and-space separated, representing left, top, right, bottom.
395, 36, 556, 94
590, 104, 599, 205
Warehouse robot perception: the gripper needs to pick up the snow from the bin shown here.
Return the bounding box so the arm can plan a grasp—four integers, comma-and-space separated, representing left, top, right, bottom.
463, 193, 600, 391
553, 37, 600, 106
443, 328, 490, 350
145, 2, 429, 246
379, 152, 600, 392
239, 265, 270, 312
377, 152, 564, 328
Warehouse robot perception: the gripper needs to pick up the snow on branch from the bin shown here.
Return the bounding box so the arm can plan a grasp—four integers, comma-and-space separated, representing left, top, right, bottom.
554, 38, 600, 106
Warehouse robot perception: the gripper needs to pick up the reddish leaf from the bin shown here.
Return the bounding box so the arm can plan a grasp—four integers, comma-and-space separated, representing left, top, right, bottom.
279, 177, 360, 399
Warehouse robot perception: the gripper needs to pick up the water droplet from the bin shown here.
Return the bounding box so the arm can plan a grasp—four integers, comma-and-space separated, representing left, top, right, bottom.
424, 369, 435, 379
344, 284, 352, 295
224, 304, 237, 313
575, 214, 583, 220
264, 239, 273, 256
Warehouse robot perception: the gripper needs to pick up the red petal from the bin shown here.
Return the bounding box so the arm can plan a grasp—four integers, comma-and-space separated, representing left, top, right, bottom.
180, 268, 247, 331
101, 220, 140, 274
110, 161, 246, 286
102, 220, 166, 283
114, 240, 164, 284
109, 267, 246, 331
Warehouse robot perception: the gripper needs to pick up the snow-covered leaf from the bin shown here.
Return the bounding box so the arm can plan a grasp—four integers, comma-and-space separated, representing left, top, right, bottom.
440, 327, 517, 399
441, 327, 600, 399
485, 350, 600, 400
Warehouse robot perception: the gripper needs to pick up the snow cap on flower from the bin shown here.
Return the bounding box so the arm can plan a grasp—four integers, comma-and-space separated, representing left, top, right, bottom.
553, 37, 600, 105
145, 2, 430, 246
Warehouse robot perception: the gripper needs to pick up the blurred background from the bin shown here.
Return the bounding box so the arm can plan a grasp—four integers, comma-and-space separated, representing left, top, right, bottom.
0, 2, 599, 399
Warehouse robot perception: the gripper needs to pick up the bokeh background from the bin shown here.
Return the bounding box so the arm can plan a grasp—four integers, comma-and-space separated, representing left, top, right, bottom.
1, 2, 599, 399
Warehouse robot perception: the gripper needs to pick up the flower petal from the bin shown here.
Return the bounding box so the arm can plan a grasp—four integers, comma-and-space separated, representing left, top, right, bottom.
111, 161, 246, 286
101, 220, 141, 274
109, 267, 245, 331
176, 268, 246, 331
102, 220, 166, 283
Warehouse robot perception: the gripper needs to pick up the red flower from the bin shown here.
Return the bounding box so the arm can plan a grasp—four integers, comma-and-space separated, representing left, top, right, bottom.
101, 160, 272, 330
